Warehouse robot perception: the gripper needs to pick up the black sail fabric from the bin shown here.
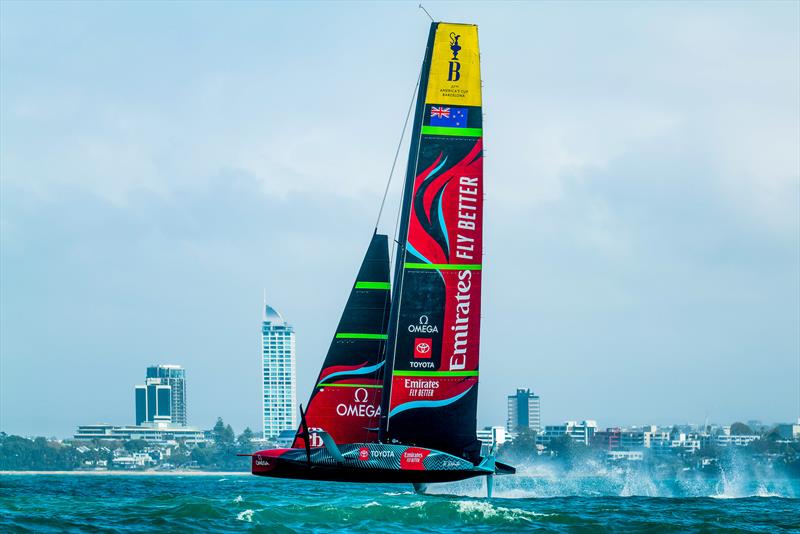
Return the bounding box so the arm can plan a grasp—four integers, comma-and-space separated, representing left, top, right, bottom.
294, 233, 391, 447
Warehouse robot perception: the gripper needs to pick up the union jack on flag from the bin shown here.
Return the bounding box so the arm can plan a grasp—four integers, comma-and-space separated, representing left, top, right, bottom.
430, 106, 450, 119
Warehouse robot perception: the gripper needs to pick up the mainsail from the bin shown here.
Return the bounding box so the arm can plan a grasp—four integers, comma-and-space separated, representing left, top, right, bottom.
293, 233, 391, 447
380, 23, 484, 463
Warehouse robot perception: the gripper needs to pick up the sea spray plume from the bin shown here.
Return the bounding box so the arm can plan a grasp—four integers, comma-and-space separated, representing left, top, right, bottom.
489, 439, 800, 499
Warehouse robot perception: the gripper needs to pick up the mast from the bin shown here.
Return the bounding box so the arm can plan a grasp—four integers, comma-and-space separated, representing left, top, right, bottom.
379, 22, 439, 439
379, 22, 484, 462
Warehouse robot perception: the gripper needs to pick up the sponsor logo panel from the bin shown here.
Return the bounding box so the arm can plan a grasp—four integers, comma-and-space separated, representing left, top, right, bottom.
425, 23, 481, 106
390, 375, 477, 406
402, 141, 483, 375
298, 382, 381, 447
400, 447, 430, 470
414, 338, 432, 359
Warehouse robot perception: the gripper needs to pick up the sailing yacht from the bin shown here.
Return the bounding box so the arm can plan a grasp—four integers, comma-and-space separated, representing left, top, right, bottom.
248, 21, 514, 496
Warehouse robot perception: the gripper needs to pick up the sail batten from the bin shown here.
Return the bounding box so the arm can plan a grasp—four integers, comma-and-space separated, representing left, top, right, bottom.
380, 22, 484, 463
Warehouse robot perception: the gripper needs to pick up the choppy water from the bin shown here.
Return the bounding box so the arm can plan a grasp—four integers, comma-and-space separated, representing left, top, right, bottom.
1, 473, 798, 532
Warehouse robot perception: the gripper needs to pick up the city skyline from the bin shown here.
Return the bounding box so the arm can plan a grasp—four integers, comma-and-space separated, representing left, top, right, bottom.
1, 2, 798, 437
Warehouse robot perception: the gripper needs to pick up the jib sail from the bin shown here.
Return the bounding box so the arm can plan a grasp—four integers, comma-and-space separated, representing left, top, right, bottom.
294, 233, 391, 447
380, 22, 484, 463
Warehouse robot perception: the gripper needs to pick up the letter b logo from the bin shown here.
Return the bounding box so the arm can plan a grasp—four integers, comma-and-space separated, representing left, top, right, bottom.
448, 61, 461, 81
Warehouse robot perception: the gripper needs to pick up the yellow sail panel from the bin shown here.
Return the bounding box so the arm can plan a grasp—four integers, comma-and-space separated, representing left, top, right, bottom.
425, 23, 481, 107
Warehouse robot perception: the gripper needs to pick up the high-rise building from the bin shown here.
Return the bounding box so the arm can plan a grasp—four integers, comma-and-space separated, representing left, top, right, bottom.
507, 388, 541, 434
146, 365, 187, 426
135, 364, 187, 426
262, 302, 297, 439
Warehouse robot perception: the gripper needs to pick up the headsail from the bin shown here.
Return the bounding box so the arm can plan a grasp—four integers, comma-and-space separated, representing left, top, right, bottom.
294, 233, 391, 447
380, 23, 484, 463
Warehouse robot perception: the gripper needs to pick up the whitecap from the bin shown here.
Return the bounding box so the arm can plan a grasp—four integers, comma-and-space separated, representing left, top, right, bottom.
236, 509, 254, 522
454, 500, 551, 519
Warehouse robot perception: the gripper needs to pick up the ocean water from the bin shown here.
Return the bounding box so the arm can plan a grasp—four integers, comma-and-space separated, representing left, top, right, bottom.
1, 472, 798, 532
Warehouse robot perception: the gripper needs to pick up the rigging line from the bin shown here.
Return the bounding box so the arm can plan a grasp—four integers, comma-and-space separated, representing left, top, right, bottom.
374, 70, 422, 231
385, 70, 430, 437
374, 78, 420, 441
373, 73, 420, 440
418, 4, 435, 22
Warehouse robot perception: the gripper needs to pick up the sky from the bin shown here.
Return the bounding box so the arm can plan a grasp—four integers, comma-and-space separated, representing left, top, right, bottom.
1, 1, 798, 438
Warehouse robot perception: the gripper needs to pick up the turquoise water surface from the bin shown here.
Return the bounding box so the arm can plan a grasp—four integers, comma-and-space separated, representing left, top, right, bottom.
1, 473, 798, 532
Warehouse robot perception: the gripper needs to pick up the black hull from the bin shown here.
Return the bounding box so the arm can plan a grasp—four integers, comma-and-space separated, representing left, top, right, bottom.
253, 459, 484, 484
249, 443, 506, 485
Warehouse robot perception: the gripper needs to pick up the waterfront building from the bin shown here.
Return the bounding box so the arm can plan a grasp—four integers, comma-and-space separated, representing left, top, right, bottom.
112, 452, 155, 469
606, 450, 643, 462
507, 388, 541, 434
619, 431, 646, 449
592, 428, 622, 450
715, 434, 760, 447
777, 420, 800, 440
275, 429, 297, 448
74, 423, 206, 444
135, 364, 187, 427
261, 302, 297, 439
477, 426, 507, 452
538, 420, 598, 445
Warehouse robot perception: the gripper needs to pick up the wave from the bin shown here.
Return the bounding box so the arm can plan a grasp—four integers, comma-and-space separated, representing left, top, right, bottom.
1, 473, 797, 532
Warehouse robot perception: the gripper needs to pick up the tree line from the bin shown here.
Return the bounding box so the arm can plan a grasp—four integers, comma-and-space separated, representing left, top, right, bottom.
0, 417, 259, 471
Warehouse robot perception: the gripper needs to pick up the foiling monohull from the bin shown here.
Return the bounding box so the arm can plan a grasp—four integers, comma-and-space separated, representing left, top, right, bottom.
249, 21, 515, 496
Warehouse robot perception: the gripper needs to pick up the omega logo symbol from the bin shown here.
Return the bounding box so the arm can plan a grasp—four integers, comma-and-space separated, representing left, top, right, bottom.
335, 387, 380, 417
408, 315, 439, 334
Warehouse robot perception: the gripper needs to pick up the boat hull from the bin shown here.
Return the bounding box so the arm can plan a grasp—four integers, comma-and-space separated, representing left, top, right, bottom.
251, 442, 489, 484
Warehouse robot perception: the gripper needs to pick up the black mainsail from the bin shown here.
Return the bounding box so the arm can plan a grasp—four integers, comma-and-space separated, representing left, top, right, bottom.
379, 22, 484, 463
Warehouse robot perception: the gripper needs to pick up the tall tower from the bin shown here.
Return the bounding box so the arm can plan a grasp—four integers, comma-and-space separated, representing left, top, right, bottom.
507, 388, 541, 434
261, 301, 297, 439
135, 364, 187, 426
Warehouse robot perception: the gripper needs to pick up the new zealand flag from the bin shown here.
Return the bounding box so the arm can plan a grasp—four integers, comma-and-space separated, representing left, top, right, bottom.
430, 106, 468, 128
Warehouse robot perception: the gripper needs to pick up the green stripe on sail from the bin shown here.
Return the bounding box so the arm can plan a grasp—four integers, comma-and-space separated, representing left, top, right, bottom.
354, 281, 390, 290
335, 333, 388, 340
317, 383, 383, 389
393, 370, 479, 377
404, 263, 482, 271
421, 125, 482, 137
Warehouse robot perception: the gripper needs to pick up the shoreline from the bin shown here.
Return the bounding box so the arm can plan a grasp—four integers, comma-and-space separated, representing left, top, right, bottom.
1, 470, 251, 476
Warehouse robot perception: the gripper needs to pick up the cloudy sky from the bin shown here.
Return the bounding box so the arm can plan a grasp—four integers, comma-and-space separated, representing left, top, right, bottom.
2, 1, 798, 438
